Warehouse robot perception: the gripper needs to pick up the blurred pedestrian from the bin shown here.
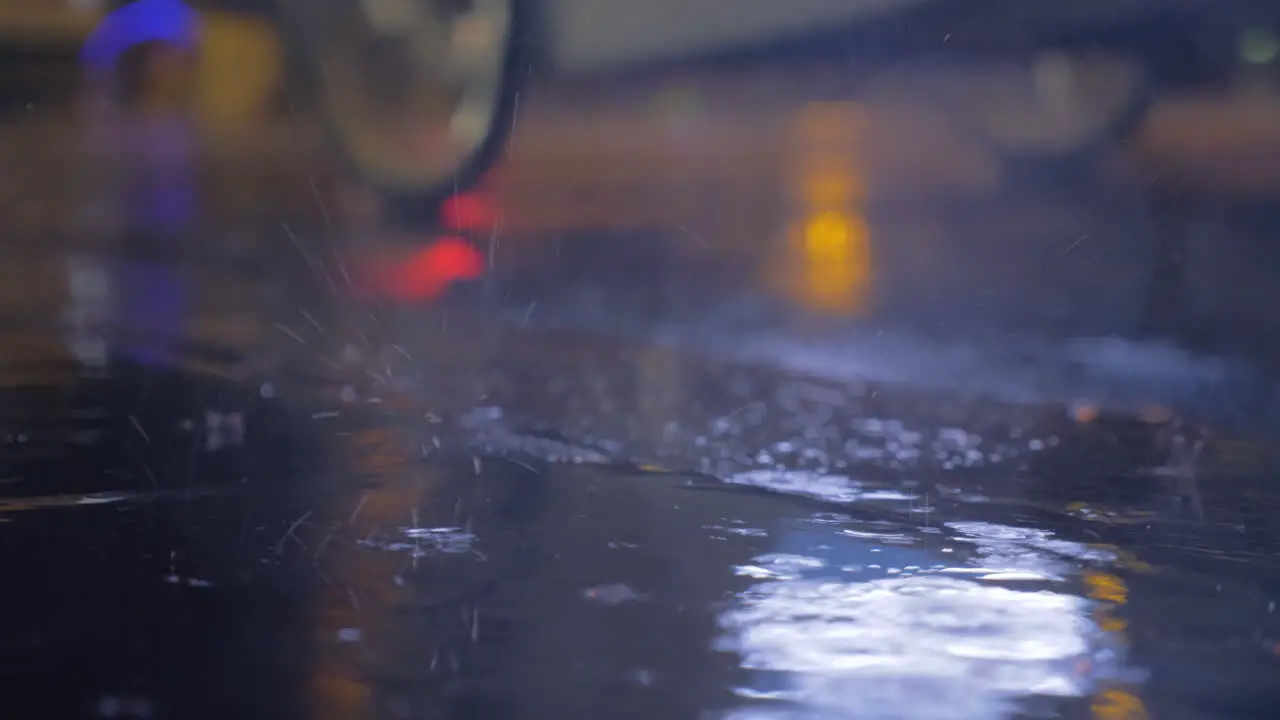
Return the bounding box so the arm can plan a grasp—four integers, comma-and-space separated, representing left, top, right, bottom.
79, 0, 202, 367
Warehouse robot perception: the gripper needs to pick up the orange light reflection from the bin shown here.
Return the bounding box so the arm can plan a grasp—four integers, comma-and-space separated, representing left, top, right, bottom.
1083, 568, 1149, 720
798, 210, 871, 314
781, 102, 873, 317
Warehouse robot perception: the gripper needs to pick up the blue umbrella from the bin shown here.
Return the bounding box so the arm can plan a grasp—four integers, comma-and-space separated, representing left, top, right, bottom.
80, 0, 201, 72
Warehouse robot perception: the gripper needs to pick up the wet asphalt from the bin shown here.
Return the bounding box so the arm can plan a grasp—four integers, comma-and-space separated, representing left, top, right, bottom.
4, 71, 1280, 719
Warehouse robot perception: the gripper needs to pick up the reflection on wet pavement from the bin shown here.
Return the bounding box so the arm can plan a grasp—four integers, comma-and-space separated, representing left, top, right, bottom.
7, 251, 1280, 718
7, 47, 1280, 720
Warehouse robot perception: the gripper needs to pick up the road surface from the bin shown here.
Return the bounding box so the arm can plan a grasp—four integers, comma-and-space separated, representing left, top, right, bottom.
2, 58, 1280, 720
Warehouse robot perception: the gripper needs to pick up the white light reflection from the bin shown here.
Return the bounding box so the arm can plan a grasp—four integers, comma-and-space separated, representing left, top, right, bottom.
726, 469, 917, 504
946, 521, 1116, 581
357, 526, 476, 556
715, 505, 1127, 719
718, 575, 1097, 720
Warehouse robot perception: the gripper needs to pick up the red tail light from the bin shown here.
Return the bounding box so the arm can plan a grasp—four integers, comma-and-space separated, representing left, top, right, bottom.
374, 237, 485, 302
